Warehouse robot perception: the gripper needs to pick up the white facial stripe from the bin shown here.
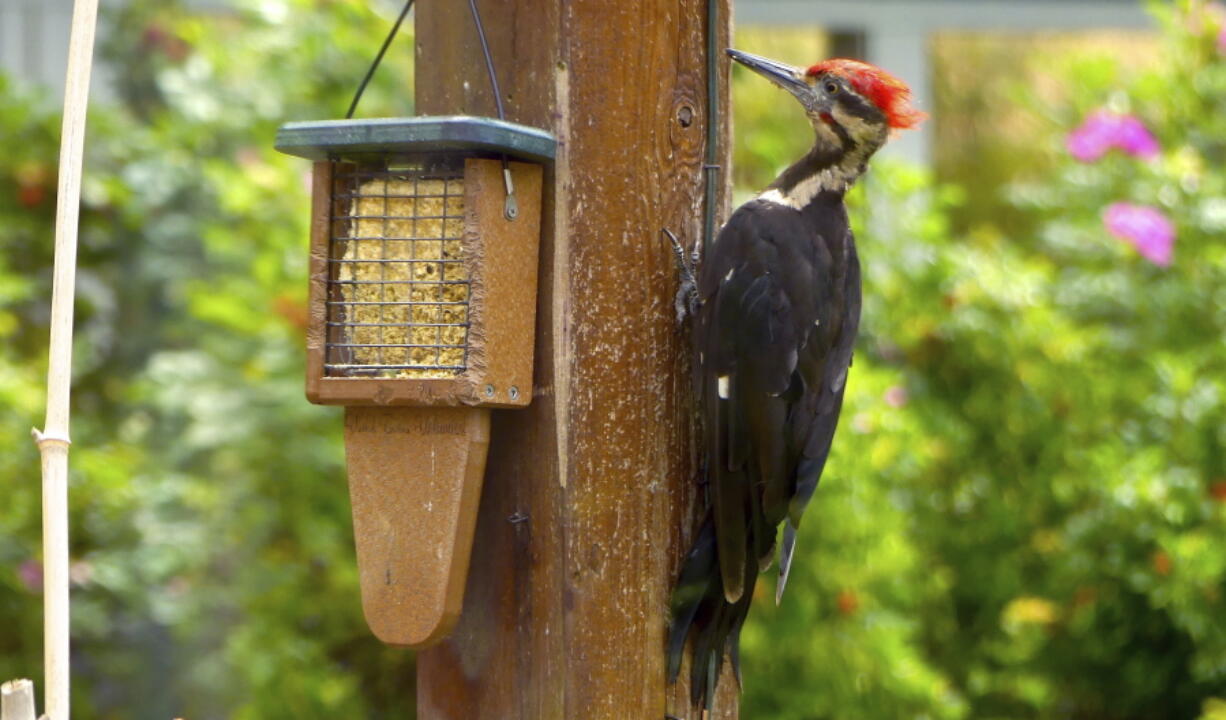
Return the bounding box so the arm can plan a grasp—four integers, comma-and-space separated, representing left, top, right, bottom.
757, 91, 889, 210
831, 105, 885, 146
718, 374, 731, 399
811, 119, 841, 149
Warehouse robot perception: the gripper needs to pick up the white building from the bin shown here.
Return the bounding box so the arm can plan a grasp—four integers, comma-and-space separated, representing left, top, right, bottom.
1, 0, 1153, 163
0, 0, 80, 96
737, 0, 1153, 163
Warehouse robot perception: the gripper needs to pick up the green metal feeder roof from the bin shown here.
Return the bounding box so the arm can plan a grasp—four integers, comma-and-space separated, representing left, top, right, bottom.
274, 116, 557, 164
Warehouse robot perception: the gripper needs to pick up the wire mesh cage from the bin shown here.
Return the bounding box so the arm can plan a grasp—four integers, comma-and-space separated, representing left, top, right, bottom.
276, 117, 555, 408
327, 161, 471, 378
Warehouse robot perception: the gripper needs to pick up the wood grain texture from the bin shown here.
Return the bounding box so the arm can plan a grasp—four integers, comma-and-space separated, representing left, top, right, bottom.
305, 160, 331, 400
415, 2, 733, 717
462, 159, 543, 407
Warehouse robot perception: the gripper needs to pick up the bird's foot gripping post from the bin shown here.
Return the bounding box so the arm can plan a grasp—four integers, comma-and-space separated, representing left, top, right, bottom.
663, 228, 701, 324
666, 46, 926, 713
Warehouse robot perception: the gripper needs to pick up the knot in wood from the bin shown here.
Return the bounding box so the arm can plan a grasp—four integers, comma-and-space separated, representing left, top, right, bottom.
676, 104, 695, 128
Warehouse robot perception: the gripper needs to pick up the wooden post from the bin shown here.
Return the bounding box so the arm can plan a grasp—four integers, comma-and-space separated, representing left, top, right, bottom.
414, 1, 734, 718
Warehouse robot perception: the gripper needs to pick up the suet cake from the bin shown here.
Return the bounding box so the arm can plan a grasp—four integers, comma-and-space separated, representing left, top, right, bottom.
336, 174, 469, 377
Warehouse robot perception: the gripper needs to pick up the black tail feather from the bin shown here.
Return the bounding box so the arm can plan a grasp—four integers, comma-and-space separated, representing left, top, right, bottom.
728, 604, 748, 686
668, 512, 757, 712
667, 520, 718, 681
689, 600, 719, 707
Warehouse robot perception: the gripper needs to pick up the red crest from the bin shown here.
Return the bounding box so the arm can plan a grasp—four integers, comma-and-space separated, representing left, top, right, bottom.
807, 59, 926, 130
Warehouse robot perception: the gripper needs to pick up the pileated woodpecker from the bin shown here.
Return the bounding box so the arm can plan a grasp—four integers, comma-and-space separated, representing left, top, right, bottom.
667, 49, 924, 710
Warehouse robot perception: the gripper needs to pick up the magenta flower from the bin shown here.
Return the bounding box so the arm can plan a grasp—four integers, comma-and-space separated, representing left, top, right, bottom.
1067, 112, 1118, 162
1067, 111, 1159, 162
884, 386, 908, 408
18, 560, 42, 593
1103, 203, 1175, 266
1113, 116, 1160, 158
1218, 25, 1226, 53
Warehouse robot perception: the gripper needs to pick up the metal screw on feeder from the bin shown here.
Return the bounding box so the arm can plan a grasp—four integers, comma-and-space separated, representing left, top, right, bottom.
275, 1, 554, 648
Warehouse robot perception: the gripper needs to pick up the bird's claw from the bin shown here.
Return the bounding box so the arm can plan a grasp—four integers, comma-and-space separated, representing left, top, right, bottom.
663, 228, 700, 323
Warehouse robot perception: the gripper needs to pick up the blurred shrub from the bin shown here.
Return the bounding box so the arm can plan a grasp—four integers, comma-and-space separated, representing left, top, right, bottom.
728, 27, 829, 202
1, 0, 418, 717
3, 1, 1224, 718
932, 28, 1162, 240
740, 3, 1226, 719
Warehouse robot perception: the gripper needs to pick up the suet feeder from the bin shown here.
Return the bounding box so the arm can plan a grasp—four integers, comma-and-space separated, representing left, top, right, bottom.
276, 117, 554, 647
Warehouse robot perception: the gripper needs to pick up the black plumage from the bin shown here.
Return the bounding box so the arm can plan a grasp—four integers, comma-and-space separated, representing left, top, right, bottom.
667, 49, 922, 711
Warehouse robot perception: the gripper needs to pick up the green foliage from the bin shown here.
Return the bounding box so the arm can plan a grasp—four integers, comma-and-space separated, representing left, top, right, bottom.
931, 29, 1163, 240
3, 2, 1224, 718
1, 1, 418, 716
738, 4, 1226, 719
728, 28, 827, 202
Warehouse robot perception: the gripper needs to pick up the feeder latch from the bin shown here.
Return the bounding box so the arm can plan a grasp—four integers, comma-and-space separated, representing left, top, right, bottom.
503, 164, 518, 220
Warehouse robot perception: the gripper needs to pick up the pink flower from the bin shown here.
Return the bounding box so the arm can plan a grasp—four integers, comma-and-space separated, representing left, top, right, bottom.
1218, 25, 1226, 53
1113, 116, 1160, 158
1067, 111, 1159, 162
884, 386, 908, 408
18, 560, 42, 594
1103, 203, 1175, 266
1067, 112, 1119, 162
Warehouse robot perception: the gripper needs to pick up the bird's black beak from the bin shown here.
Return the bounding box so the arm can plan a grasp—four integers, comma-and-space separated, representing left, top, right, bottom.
726, 48, 812, 104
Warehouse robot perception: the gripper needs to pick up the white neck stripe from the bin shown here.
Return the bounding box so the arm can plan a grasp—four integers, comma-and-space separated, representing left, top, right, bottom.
757, 163, 858, 209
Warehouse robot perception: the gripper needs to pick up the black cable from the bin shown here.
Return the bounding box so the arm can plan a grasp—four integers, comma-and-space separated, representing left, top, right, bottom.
467, 0, 506, 121
467, 0, 517, 219
346, 0, 416, 119
702, 0, 720, 254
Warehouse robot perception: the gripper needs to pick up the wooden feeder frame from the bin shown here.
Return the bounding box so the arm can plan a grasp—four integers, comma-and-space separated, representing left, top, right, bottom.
278, 117, 555, 409
276, 117, 554, 648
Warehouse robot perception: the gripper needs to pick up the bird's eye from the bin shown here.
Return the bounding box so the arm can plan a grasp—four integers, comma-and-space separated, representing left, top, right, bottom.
823, 80, 840, 95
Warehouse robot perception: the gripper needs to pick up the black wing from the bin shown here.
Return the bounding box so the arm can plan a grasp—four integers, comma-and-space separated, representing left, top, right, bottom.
696, 197, 856, 600
669, 194, 860, 708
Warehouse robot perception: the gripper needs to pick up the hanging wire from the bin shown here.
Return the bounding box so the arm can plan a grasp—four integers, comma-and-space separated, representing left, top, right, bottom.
467, 0, 506, 122
346, 0, 416, 119
702, 0, 720, 254
466, 0, 518, 218
346, 0, 519, 216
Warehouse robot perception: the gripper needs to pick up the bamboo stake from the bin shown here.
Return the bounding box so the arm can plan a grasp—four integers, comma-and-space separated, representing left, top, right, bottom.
31, 1, 100, 719
1, 680, 37, 720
